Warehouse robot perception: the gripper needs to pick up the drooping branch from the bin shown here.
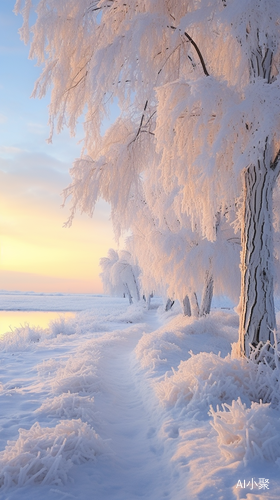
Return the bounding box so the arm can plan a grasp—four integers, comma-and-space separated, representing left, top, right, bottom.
183, 31, 209, 76
128, 99, 157, 146
134, 100, 148, 140
168, 25, 209, 77
63, 71, 88, 95
128, 42, 185, 146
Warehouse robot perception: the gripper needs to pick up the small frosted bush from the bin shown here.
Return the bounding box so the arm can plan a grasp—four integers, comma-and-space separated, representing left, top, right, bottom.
36, 393, 96, 422
52, 354, 101, 395
156, 350, 280, 417
0, 419, 106, 489
209, 398, 280, 464
48, 316, 77, 336
0, 325, 45, 352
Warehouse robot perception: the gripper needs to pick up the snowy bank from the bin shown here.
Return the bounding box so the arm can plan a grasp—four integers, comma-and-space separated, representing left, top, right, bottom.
0, 296, 279, 499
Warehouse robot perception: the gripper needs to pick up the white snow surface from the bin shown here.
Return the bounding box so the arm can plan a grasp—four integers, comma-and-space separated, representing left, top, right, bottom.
0, 291, 114, 311
0, 294, 279, 499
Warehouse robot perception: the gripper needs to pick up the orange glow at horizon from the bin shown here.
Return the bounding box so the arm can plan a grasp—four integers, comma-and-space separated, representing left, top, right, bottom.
0, 186, 116, 294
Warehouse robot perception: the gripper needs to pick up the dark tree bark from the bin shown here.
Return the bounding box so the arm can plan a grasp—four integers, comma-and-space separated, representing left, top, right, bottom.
238, 45, 280, 358
124, 283, 133, 305
182, 295, 191, 316
239, 147, 279, 356
165, 298, 175, 311
200, 270, 214, 316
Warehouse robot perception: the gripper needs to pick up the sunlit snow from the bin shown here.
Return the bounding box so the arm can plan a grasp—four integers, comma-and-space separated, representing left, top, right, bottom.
0, 293, 279, 499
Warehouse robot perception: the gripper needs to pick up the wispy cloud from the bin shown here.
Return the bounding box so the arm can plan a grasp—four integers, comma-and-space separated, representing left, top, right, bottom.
0, 146, 25, 158
0, 150, 71, 199
27, 122, 48, 135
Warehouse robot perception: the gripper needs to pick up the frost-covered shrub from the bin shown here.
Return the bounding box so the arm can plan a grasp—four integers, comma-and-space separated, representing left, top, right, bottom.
0, 317, 77, 352
156, 351, 280, 417
0, 419, 106, 489
48, 316, 77, 336
0, 325, 45, 352
52, 354, 102, 395
209, 398, 280, 464
35, 393, 96, 422
156, 352, 248, 416
36, 358, 61, 378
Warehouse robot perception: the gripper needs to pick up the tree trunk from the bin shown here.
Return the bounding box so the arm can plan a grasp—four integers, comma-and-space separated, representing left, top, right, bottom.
143, 293, 152, 309
165, 298, 174, 311
124, 283, 133, 305
238, 44, 280, 359
238, 150, 277, 357
132, 272, 140, 302
190, 292, 200, 318
182, 295, 191, 316
200, 270, 214, 316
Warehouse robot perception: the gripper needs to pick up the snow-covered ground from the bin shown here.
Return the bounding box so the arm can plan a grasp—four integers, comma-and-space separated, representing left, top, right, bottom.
0, 292, 127, 335
0, 293, 279, 499
0, 291, 108, 311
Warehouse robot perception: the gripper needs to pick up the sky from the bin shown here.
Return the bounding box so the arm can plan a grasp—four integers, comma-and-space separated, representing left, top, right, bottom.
0, 1, 117, 294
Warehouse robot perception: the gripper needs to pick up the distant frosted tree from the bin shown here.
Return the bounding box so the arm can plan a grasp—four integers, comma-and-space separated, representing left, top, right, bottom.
16, 0, 280, 361
100, 249, 140, 304
116, 250, 141, 304
99, 248, 119, 296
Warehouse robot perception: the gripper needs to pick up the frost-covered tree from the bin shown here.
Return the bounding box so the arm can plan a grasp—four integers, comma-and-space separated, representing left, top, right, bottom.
99, 248, 119, 296
16, 0, 280, 360
100, 249, 140, 304
128, 183, 240, 317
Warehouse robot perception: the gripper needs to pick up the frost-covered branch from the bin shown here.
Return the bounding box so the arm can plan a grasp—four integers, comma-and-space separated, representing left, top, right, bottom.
168, 25, 209, 77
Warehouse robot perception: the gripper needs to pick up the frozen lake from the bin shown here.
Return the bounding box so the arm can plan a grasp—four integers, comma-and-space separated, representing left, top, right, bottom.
0, 291, 92, 336
0, 291, 129, 336
0, 291, 105, 311
0, 311, 76, 336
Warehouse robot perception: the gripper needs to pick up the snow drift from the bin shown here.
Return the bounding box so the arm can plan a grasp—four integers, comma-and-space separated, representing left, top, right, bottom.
0, 420, 106, 489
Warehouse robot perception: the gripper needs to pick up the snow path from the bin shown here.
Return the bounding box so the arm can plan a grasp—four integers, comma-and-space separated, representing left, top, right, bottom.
0, 306, 184, 500
71, 313, 180, 500
2, 298, 280, 499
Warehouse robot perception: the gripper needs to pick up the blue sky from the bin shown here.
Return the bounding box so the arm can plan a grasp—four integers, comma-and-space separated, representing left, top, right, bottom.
0, 1, 116, 293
